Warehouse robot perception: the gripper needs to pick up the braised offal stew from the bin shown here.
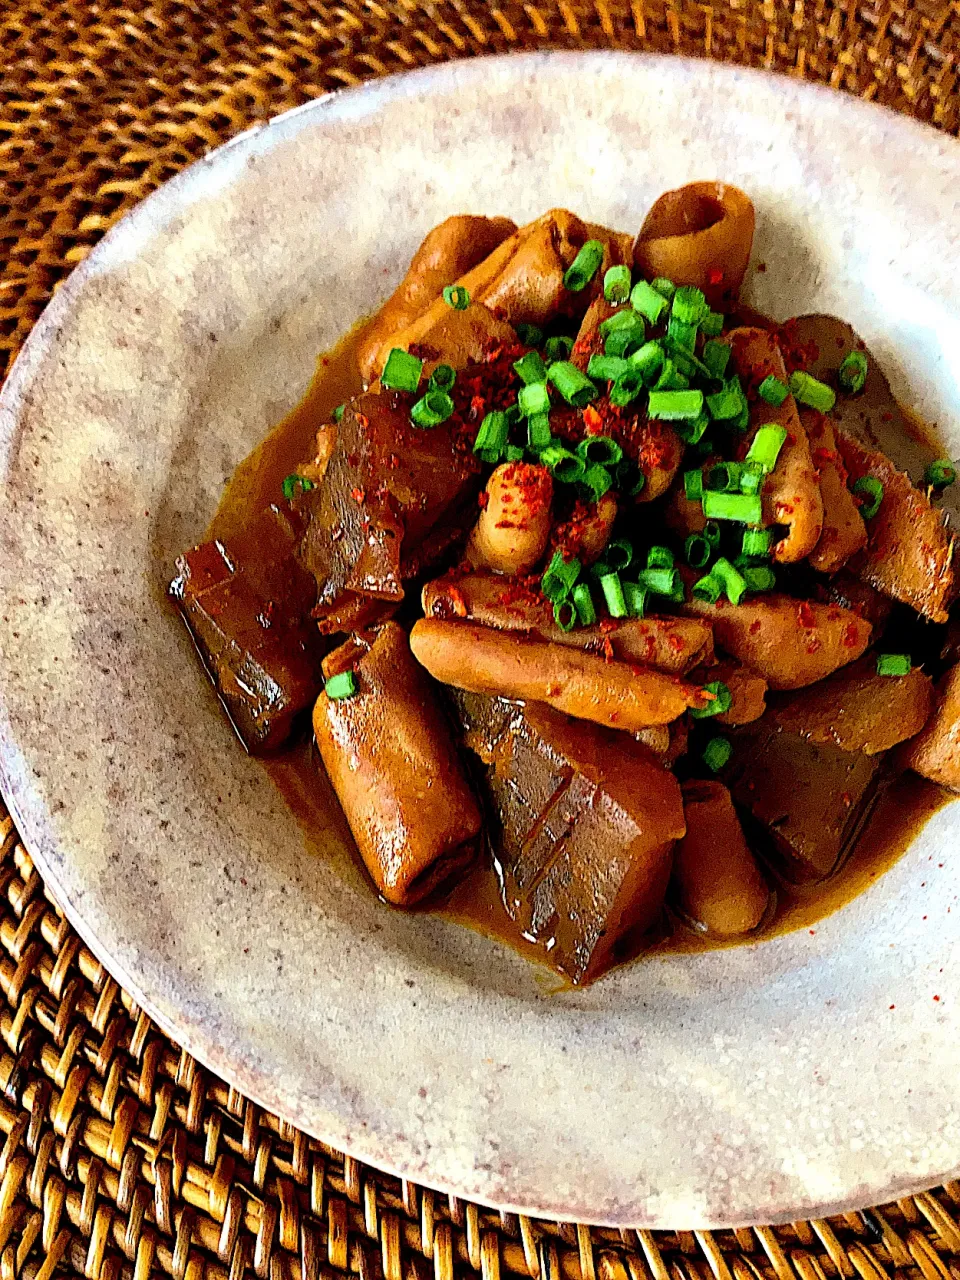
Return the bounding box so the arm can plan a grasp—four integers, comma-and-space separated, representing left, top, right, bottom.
171, 186, 960, 986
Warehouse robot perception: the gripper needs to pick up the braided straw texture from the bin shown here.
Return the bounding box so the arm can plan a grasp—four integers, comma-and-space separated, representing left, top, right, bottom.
3, 2, 960, 1276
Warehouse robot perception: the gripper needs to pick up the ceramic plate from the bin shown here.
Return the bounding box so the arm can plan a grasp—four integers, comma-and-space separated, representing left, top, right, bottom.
2, 52, 960, 1227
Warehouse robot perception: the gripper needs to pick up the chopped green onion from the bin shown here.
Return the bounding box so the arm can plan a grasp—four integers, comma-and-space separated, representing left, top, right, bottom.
926, 459, 957, 489
473, 411, 509, 461
514, 351, 548, 385
653, 358, 689, 392
706, 377, 746, 421
671, 285, 707, 325
628, 470, 647, 497
684, 469, 704, 501
712, 556, 747, 605
577, 436, 623, 467
604, 539, 633, 571
628, 341, 665, 384
332, 403, 346, 423
743, 565, 776, 592
563, 240, 605, 292
853, 475, 884, 519
647, 545, 674, 571
838, 349, 868, 394
582, 463, 613, 499
789, 370, 836, 413
554, 599, 577, 631
631, 279, 669, 324
685, 534, 711, 569
702, 340, 731, 380
527, 413, 552, 450
610, 370, 645, 407
443, 285, 470, 310
730, 400, 750, 432
503, 445, 525, 462
600, 309, 645, 338
690, 681, 733, 720
704, 520, 722, 548
647, 389, 704, 421
605, 329, 644, 359
877, 653, 911, 677
572, 582, 597, 626
588, 354, 630, 383
651, 277, 676, 300
640, 567, 681, 597
742, 527, 773, 557
703, 736, 732, 772
429, 365, 456, 393
603, 265, 633, 303
667, 316, 697, 352
541, 550, 581, 600
547, 361, 598, 407
700, 310, 724, 338
702, 492, 763, 523
692, 574, 722, 604
677, 412, 710, 445
705, 462, 743, 493
739, 462, 765, 495
282, 473, 314, 500
665, 341, 713, 381
600, 571, 628, 618
381, 348, 423, 393
540, 445, 587, 483
325, 670, 357, 700
623, 581, 648, 618
504, 404, 521, 427
410, 389, 454, 428
758, 375, 789, 407
589, 560, 612, 581
544, 335, 574, 362
746, 424, 789, 473
516, 323, 544, 347
518, 382, 551, 417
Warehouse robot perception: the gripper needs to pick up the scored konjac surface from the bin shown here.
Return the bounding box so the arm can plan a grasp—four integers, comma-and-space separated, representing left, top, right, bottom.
171, 185, 960, 986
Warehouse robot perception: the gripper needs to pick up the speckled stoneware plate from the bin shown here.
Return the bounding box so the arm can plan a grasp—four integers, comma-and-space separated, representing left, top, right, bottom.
2, 52, 960, 1227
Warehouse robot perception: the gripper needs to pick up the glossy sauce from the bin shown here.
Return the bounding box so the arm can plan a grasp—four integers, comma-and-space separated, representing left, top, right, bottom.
208, 325, 955, 978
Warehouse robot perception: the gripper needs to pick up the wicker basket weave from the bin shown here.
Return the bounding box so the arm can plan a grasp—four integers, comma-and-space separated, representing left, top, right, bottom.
3, 3, 960, 1277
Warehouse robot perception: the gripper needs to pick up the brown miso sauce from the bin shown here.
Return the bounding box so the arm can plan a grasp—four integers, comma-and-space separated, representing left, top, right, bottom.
208, 324, 956, 979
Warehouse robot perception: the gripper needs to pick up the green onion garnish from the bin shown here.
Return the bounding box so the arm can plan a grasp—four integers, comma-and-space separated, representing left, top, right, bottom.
443, 285, 470, 310
876, 653, 911, 677
730, 400, 750, 432
603, 265, 633, 303
702, 340, 731, 380
410, 389, 454, 428
542, 550, 581, 600
628, 471, 647, 497
685, 534, 711, 569
473, 411, 509, 461
705, 462, 743, 493
325, 670, 358, 700
702, 492, 763, 523
527, 413, 552, 450
429, 364, 456, 393
540, 445, 587, 483
684, 469, 704, 501
704, 520, 722, 548
740, 462, 765, 495
577, 436, 623, 467
628, 341, 665, 384
587, 354, 630, 383
712, 556, 747, 605
554, 599, 577, 632
651, 277, 676, 300
582, 463, 613, 499
692, 574, 722, 604
647, 545, 674, 571
623, 581, 647, 618
789, 370, 836, 413
640, 567, 681, 597
516, 323, 544, 347
746, 424, 789, 473
282, 473, 314, 500
332, 403, 345, 423
381, 348, 423, 393
518, 383, 551, 418
514, 351, 547, 385
690, 681, 733, 720
609, 370, 645, 408
600, 571, 628, 618
743, 565, 776, 592
677, 412, 710, 446
503, 445, 525, 462
671, 285, 707, 325
742, 528, 773, 557
631, 280, 669, 325
547, 361, 598, 408
604, 539, 633, 571
605, 329, 644, 359
926, 460, 957, 489
563, 241, 605, 292
853, 475, 884, 519
572, 583, 597, 626
700, 310, 724, 338
757, 375, 789, 407
647, 389, 704, 421
544, 335, 574, 362
703, 736, 732, 772
838, 349, 868, 394
600, 309, 645, 338
589, 560, 612, 581
653, 358, 689, 392
705, 378, 746, 422
667, 316, 697, 352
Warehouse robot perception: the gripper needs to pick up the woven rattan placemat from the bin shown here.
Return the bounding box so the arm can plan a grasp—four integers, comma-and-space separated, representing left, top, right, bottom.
4, 3, 960, 1276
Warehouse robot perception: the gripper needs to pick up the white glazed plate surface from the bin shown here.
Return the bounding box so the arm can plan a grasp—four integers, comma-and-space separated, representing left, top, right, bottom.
1, 53, 960, 1227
